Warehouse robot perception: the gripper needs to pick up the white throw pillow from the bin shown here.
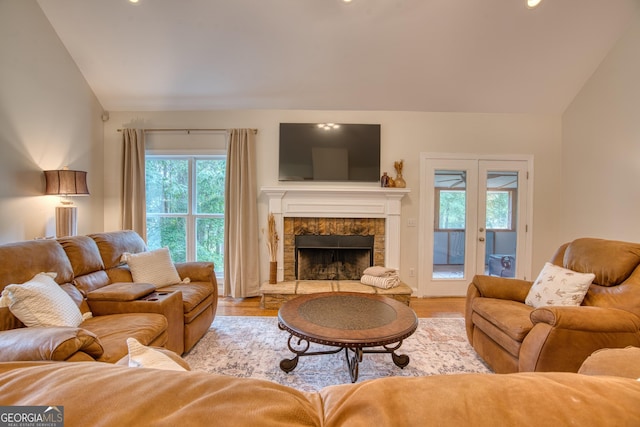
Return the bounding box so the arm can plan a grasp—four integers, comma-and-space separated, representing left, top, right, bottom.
0, 272, 83, 327
127, 338, 186, 371
122, 247, 181, 288
525, 262, 595, 308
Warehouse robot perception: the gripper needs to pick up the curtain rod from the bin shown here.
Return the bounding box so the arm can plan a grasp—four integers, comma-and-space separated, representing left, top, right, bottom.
117, 128, 257, 134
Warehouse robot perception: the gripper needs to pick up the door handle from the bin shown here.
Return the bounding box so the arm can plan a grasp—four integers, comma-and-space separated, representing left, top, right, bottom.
479, 237, 485, 242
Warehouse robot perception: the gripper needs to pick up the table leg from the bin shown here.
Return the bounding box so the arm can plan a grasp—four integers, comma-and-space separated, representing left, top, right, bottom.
385, 341, 410, 368
345, 348, 363, 383
361, 340, 411, 369
280, 333, 309, 373
280, 333, 343, 373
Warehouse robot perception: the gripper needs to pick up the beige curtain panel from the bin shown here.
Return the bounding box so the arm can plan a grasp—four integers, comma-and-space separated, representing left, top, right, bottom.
121, 128, 147, 240
224, 129, 260, 298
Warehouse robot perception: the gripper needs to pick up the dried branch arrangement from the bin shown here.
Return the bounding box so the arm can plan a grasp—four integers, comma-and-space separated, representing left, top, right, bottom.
394, 160, 404, 176
266, 213, 279, 262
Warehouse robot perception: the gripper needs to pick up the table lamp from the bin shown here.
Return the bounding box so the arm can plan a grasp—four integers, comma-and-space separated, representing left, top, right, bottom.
44, 168, 90, 237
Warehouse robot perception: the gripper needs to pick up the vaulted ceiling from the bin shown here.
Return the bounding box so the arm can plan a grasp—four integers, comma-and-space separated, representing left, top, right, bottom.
37, 0, 638, 114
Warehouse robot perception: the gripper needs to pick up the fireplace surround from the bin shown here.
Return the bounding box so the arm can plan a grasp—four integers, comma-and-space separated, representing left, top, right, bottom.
262, 186, 409, 283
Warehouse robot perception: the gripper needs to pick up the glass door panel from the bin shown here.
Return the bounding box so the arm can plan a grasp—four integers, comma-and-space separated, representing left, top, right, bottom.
484, 171, 518, 277
432, 170, 467, 280
476, 161, 529, 281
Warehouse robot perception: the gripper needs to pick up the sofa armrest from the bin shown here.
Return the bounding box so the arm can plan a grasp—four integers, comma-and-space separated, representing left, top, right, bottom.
530, 306, 640, 332
578, 346, 640, 378
520, 307, 640, 372
175, 262, 215, 283
87, 290, 185, 355
470, 275, 533, 303
0, 327, 104, 361
86, 282, 156, 302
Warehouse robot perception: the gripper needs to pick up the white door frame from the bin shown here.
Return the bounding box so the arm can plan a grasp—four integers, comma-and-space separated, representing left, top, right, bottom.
417, 153, 534, 297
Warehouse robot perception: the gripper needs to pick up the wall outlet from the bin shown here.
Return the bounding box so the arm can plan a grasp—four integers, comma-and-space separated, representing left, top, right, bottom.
409, 268, 415, 277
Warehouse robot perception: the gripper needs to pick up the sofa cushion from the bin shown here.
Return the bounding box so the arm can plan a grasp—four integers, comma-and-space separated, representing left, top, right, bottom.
80, 313, 168, 363
563, 238, 640, 287
90, 230, 147, 269
57, 235, 105, 277
73, 270, 111, 296
0, 362, 323, 427
472, 298, 534, 342
126, 338, 187, 371
60, 283, 92, 315
122, 247, 181, 288
161, 282, 214, 317
525, 262, 594, 308
472, 298, 534, 357
0, 273, 84, 328
0, 239, 74, 289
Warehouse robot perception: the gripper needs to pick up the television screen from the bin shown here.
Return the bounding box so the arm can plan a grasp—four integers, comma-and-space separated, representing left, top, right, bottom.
278, 123, 381, 182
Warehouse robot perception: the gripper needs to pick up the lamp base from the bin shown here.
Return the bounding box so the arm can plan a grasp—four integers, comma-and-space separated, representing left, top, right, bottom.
56, 206, 77, 237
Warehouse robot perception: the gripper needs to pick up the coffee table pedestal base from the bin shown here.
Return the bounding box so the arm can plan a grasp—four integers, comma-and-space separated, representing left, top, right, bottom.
279, 329, 410, 383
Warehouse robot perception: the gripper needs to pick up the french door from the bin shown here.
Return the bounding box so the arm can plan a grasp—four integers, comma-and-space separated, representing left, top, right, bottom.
418, 154, 532, 297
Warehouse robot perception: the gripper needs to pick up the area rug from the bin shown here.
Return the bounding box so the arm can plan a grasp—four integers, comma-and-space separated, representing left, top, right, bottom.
184, 316, 492, 392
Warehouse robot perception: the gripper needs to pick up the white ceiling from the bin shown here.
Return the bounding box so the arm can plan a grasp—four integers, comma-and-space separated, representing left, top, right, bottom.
37, 0, 638, 114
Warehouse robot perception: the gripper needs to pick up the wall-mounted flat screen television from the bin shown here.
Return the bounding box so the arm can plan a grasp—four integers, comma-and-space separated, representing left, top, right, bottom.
278, 123, 381, 182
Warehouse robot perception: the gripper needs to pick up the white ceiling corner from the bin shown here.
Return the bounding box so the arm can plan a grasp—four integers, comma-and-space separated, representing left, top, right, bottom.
36, 0, 638, 114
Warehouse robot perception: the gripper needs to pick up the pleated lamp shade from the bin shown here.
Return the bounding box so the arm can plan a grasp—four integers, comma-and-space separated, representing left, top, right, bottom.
44, 169, 90, 197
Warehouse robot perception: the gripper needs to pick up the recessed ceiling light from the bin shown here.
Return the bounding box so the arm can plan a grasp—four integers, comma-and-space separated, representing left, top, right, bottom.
527, 0, 542, 8
129, 0, 139, 3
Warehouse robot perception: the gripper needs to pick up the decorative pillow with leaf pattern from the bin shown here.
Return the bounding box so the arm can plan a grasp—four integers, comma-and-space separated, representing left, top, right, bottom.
525, 262, 595, 308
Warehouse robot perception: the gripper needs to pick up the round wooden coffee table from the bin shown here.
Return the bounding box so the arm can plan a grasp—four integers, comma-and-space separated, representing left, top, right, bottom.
278, 292, 418, 382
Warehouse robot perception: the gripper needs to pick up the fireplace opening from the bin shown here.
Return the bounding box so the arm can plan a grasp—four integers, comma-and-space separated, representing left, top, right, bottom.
295, 235, 374, 280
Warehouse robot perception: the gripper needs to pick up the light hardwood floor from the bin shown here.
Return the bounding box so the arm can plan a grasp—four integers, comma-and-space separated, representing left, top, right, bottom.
217, 296, 466, 318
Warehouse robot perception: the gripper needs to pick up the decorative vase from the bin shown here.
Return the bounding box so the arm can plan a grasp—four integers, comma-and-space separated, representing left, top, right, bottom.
269, 261, 277, 284
394, 173, 406, 188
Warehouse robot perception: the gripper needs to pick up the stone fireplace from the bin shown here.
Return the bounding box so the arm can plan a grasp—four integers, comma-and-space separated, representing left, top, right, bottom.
287, 219, 382, 281
262, 186, 409, 282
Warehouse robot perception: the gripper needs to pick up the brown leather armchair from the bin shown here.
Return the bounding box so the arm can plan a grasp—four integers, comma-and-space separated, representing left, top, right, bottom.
466, 238, 640, 373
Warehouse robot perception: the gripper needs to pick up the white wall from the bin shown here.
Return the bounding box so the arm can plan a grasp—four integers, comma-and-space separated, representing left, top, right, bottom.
104, 110, 562, 289
562, 7, 640, 243
0, 0, 104, 243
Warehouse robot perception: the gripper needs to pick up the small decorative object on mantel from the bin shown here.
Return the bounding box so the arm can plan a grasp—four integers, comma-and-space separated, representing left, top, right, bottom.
393, 160, 406, 188
380, 172, 390, 187
266, 213, 279, 284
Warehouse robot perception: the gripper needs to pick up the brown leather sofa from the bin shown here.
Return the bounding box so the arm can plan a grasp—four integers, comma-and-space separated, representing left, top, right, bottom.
466, 237, 640, 373
0, 231, 217, 363
0, 347, 639, 426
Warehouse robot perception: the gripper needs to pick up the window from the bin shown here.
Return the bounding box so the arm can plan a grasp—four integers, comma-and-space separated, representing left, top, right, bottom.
436, 188, 516, 231
486, 190, 513, 229
145, 156, 226, 276
437, 190, 466, 229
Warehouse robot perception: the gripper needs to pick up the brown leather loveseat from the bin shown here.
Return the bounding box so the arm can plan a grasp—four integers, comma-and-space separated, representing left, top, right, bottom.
0, 230, 217, 363
466, 237, 640, 373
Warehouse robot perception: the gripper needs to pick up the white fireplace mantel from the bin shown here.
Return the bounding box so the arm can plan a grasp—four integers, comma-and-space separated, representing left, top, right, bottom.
261, 186, 410, 281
